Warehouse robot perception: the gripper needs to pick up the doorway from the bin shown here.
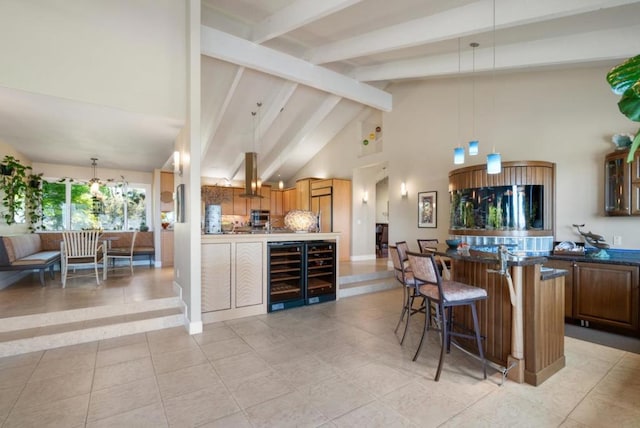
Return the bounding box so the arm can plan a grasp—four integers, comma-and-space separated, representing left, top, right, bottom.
375, 175, 389, 258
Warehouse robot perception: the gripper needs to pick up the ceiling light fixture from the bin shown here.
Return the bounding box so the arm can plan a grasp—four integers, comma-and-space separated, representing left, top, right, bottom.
469, 41, 480, 156
486, 0, 502, 174
454, 38, 465, 165
240, 103, 264, 198
89, 158, 102, 196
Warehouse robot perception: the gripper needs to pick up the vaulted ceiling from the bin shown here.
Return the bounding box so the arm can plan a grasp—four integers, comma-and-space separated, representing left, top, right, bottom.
2, 0, 639, 182
200, 0, 640, 183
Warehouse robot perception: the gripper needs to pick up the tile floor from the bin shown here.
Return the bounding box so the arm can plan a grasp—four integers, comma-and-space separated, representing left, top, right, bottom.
1, 286, 639, 427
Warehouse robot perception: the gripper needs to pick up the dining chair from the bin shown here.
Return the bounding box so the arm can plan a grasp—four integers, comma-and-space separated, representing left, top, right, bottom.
406, 250, 487, 381
61, 230, 104, 287
417, 239, 439, 252
390, 244, 424, 345
103, 231, 137, 280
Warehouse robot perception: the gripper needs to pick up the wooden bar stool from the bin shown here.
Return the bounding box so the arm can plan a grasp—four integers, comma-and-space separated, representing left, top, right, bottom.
389, 243, 425, 344
406, 250, 487, 381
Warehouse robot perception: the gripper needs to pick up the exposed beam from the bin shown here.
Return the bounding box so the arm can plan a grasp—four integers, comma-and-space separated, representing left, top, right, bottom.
201, 25, 392, 111
252, 0, 363, 43
201, 67, 244, 157
260, 95, 341, 181
309, 0, 640, 64
352, 25, 640, 82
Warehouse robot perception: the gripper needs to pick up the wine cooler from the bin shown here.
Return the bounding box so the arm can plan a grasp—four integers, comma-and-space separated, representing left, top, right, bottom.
267, 242, 304, 312
267, 241, 336, 312
305, 241, 336, 305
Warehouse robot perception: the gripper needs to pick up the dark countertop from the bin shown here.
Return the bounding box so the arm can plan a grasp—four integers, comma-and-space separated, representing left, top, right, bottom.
431, 244, 548, 267
547, 248, 640, 267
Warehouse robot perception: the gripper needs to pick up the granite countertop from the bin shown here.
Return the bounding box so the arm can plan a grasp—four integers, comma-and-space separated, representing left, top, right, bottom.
547, 248, 640, 267
431, 244, 548, 267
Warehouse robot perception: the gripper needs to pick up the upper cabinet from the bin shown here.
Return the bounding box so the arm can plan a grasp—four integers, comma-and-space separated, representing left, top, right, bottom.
160, 172, 174, 212
605, 149, 640, 216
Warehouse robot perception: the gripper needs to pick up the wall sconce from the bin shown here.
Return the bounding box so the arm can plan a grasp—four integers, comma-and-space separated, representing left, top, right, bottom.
362, 191, 369, 204
453, 147, 465, 164
487, 151, 502, 174
469, 140, 479, 156
400, 182, 408, 198
173, 151, 183, 176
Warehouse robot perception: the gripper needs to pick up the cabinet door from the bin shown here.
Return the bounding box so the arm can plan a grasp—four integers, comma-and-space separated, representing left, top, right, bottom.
219, 187, 234, 215
161, 230, 174, 267
233, 188, 248, 215
574, 262, 639, 332
605, 152, 631, 215
543, 259, 574, 318
270, 190, 283, 216
296, 179, 311, 210
201, 243, 231, 312
283, 188, 296, 214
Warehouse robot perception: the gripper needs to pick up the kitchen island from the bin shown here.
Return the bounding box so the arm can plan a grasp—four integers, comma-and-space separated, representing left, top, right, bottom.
201, 232, 340, 323
433, 245, 567, 386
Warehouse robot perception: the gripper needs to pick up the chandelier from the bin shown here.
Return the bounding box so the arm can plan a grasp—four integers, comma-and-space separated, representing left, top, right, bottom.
89, 158, 102, 196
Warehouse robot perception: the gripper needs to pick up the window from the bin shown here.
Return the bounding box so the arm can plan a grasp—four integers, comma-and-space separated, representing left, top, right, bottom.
41, 180, 149, 231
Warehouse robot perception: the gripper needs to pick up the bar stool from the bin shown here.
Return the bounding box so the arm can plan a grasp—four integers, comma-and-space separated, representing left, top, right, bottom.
406, 250, 487, 381
389, 243, 424, 344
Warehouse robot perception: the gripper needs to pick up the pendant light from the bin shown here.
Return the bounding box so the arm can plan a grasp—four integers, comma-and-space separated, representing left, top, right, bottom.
453, 38, 464, 165
240, 103, 263, 198
469, 42, 479, 156
89, 158, 102, 196
486, 0, 502, 174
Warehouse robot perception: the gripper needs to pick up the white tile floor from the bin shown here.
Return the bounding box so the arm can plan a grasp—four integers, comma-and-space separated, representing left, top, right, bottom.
1, 286, 639, 427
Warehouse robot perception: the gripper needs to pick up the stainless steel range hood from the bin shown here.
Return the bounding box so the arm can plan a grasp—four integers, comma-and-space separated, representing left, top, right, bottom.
239, 152, 264, 198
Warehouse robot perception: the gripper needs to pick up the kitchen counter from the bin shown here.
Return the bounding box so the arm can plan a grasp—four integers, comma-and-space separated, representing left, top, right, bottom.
200, 232, 340, 323
547, 248, 640, 266
430, 243, 566, 386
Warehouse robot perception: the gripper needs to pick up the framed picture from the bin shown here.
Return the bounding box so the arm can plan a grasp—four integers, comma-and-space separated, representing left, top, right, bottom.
176, 184, 185, 223
418, 191, 437, 228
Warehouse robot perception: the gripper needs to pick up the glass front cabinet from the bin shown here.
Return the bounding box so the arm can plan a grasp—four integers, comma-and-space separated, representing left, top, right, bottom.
605, 149, 640, 216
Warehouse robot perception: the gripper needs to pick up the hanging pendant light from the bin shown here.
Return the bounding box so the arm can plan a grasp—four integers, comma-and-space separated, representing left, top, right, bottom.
240, 104, 263, 198
469, 42, 480, 155
453, 38, 465, 165
454, 147, 465, 164
89, 158, 102, 196
486, 0, 502, 175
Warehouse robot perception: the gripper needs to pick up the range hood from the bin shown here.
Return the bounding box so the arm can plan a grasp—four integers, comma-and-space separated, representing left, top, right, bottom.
239, 152, 264, 198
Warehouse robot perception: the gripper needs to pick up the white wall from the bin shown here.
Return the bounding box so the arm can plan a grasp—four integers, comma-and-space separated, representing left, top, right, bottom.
295, 65, 640, 253
0, 0, 186, 120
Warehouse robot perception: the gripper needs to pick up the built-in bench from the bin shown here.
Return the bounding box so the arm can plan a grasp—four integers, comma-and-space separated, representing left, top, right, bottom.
38, 231, 155, 267
0, 234, 61, 286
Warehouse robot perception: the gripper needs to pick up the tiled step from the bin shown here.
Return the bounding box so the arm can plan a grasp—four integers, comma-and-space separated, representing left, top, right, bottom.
339, 268, 394, 285
0, 298, 184, 358
339, 276, 399, 298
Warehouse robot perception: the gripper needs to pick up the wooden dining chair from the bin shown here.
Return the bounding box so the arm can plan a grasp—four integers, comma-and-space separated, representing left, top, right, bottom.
61, 230, 104, 287
103, 231, 137, 280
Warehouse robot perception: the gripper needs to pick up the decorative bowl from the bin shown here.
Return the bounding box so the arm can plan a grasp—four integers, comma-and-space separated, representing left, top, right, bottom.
284, 210, 317, 232
445, 239, 461, 248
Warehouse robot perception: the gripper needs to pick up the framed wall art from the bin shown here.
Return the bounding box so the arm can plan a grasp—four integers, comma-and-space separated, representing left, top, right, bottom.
176, 183, 185, 223
418, 191, 437, 228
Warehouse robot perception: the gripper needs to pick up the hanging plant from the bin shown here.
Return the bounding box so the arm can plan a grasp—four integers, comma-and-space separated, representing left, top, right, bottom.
606, 54, 640, 162
25, 173, 45, 232
0, 155, 29, 225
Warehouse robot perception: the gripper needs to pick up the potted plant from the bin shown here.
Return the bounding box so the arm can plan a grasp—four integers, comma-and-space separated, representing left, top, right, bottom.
139, 221, 149, 232
607, 54, 640, 162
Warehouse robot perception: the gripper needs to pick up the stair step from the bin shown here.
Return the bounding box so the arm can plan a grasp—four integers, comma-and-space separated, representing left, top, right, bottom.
339, 269, 394, 285
0, 307, 184, 358
339, 277, 399, 298
0, 296, 182, 333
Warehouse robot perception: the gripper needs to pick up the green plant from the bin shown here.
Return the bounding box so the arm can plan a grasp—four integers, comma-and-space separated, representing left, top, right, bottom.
606, 54, 640, 162
25, 173, 44, 231
0, 155, 29, 225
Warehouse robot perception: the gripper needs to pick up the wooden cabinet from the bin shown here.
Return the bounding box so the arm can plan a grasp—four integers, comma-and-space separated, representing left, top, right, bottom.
161, 230, 174, 267
160, 172, 174, 212
233, 188, 248, 216
574, 262, 639, 333
546, 257, 639, 334
310, 179, 352, 261
605, 149, 640, 215
282, 188, 296, 214
270, 189, 283, 216
250, 186, 271, 211
296, 178, 316, 210
543, 259, 574, 318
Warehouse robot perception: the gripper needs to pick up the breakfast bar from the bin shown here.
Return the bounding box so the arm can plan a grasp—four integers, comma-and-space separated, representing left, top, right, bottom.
433, 244, 567, 386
